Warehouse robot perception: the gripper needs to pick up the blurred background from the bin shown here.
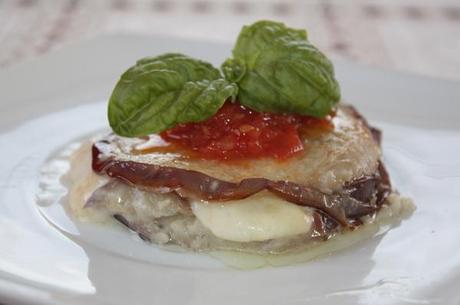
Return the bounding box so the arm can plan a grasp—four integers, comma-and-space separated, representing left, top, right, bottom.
1, 0, 460, 80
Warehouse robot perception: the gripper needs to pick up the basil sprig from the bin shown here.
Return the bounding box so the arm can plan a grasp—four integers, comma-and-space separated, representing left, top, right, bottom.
222, 20, 340, 117
108, 53, 237, 137
108, 21, 341, 137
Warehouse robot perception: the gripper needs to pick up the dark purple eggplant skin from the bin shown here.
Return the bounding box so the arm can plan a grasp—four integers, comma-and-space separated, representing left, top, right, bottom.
92, 130, 390, 229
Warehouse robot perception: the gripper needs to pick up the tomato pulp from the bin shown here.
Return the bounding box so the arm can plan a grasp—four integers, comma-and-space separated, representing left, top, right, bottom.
160, 101, 333, 160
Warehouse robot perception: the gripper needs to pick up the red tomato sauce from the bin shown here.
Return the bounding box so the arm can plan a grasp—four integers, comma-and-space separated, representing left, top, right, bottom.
160, 101, 333, 161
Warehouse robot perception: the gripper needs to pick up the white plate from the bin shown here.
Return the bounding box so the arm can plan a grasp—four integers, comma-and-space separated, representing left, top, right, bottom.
1, 34, 460, 305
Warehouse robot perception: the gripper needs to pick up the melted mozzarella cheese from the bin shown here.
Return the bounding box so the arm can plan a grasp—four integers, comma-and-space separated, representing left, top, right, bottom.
191, 191, 313, 242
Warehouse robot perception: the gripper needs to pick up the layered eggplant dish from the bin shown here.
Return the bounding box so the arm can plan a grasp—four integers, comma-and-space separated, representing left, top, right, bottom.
67, 21, 414, 259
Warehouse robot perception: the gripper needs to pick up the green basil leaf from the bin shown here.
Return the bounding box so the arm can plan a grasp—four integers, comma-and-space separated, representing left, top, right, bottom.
108, 53, 238, 137
222, 20, 340, 117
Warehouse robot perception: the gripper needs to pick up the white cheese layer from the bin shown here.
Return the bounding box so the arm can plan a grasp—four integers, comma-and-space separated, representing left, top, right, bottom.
191, 191, 313, 242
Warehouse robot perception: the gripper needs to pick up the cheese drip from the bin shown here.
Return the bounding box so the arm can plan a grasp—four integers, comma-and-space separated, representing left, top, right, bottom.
191, 191, 313, 242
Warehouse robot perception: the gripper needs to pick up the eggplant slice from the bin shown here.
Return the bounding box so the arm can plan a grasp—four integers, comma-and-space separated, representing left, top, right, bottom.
67, 105, 411, 255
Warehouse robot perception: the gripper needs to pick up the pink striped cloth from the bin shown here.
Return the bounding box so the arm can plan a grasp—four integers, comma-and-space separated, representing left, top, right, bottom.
1, 0, 459, 80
